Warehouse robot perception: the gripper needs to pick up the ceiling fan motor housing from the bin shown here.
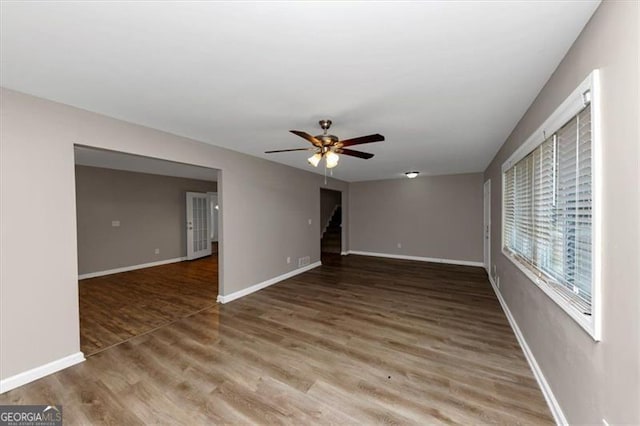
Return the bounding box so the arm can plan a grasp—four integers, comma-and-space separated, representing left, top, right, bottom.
316, 134, 339, 146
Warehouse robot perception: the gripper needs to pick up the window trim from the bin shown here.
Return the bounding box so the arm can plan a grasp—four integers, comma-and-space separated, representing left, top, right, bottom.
501, 70, 602, 341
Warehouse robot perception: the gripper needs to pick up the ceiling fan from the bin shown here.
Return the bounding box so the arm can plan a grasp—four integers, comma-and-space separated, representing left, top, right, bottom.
265, 120, 385, 169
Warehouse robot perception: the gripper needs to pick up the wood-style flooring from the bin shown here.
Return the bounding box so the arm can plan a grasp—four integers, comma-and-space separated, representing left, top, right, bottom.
1, 254, 553, 424
79, 254, 218, 355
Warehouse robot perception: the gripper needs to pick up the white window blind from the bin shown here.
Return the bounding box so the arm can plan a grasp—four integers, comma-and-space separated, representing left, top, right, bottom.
503, 105, 593, 316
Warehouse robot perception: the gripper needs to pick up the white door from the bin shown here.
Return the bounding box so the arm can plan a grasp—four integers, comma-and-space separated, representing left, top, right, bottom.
186, 192, 212, 260
483, 180, 491, 275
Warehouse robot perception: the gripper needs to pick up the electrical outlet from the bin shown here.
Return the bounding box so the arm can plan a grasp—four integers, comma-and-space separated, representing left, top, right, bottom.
286, 256, 291, 264
154, 248, 160, 254
111, 220, 120, 227
397, 242, 402, 249
308, 219, 312, 225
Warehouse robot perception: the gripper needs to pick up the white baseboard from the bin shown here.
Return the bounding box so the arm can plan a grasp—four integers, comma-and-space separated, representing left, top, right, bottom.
346, 250, 484, 268
340, 251, 349, 256
488, 275, 567, 425
78, 257, 188, 279
217, 261, 322, 304
0, 352, 85, 394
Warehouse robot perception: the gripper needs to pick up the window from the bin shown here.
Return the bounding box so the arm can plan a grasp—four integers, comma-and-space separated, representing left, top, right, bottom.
502, 71, 601, 340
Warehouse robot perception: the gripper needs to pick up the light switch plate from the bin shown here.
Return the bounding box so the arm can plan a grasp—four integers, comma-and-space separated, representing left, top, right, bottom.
111, 220, 120, 227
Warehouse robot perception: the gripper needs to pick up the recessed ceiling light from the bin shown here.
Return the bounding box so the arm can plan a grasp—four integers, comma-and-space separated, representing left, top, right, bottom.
405, 171, 419, 179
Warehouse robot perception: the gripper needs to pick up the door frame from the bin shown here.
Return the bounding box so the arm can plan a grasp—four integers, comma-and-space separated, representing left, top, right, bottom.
207, 191, 218, 242
483, 179, 491, 275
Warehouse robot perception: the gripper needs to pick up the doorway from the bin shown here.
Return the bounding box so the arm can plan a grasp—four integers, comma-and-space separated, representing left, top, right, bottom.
483, 179, 491, 275
74, 146, 221, 356
320, 188, 342, 261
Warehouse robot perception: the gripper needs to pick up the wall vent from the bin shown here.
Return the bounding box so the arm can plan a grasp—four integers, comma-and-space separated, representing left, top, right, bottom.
298, 256, 310, 268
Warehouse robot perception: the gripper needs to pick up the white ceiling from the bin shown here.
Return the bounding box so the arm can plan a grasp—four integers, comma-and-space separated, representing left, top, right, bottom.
75, 146, 219, 181
1, 1, 600, 182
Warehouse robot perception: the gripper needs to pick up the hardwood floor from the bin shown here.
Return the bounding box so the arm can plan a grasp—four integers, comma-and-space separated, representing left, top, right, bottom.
1, 255, 553, 424
79, 254, 218, 355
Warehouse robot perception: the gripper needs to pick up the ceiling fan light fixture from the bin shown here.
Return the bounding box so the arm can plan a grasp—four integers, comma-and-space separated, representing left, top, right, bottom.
308, 152, 322, 167
405, 171, 420, 179
325, 151, 340, 169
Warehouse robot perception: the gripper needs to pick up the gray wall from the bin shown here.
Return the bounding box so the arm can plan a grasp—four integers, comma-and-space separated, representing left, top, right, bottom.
0, 87, 349, 380
349, 173, 483, 263
320, 188, 342, 233
75, 165, 217, 275
483, 1, 639, 423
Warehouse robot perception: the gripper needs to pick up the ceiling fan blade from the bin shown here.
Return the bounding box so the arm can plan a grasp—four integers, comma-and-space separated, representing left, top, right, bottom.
290, 130, 323, 147
338, 148, 374, 159
265, 148, 314, 153
339, 133, 385, 147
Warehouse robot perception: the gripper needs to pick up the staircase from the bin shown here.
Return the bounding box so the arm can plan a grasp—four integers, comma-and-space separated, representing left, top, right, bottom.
321, 206, 342, 254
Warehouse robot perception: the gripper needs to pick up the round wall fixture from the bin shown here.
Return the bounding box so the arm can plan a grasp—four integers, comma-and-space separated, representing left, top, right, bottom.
405, 171, 420, 179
